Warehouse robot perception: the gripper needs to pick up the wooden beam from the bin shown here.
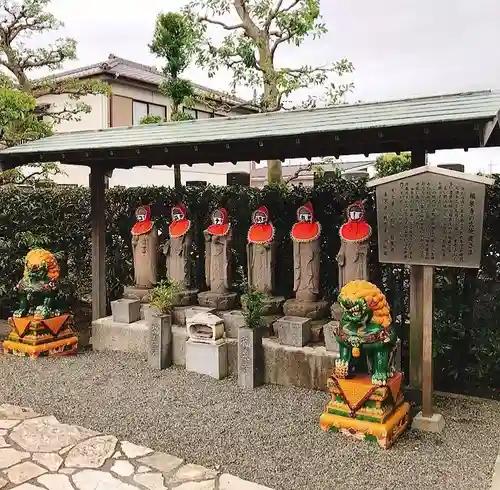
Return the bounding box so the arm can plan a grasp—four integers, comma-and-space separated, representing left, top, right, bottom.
480, 114, 499, 147
421, 266, 434, 417
89, 166, 107, 320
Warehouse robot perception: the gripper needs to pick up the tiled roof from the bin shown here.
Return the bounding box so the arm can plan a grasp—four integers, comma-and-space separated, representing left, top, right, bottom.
2, 89, 500, 165
34, 54, 256, 110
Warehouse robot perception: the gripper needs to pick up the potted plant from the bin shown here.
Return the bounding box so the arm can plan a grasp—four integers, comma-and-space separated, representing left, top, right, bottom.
238, 287, 266, 389
147, 280, 180, 369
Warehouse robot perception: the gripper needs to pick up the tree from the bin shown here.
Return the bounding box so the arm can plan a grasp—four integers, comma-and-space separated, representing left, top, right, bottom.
374, 152, 412, 178
183, 0, 354, 183
0, 0, 110, 185
149, 11, 199, 189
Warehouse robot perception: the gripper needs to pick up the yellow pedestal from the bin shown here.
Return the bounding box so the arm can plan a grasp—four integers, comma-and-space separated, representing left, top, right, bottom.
3, 314, 78, 358
320, 401, 410, 449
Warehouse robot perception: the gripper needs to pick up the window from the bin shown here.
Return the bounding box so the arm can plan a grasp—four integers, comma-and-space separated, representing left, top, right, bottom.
182, 107, 222, 119
132, 101, 166, 125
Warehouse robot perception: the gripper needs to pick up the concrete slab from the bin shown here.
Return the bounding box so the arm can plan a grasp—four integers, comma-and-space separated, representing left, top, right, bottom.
411, 412, 445, 433
185, 340, 227, 380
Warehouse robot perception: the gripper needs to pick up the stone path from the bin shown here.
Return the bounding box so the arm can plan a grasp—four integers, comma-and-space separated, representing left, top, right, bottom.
0, 404, 272, 490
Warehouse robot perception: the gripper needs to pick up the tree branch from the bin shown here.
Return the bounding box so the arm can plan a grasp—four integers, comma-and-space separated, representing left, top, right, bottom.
0, 169, 45, 187
198, 16, 243, 30
284, 161, 315, 183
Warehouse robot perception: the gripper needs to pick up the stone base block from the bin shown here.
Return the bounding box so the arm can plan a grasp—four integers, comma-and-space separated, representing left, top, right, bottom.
243, 295, 285, 315
173, 305, 215, 327
111, 298, 141, 324
275, 316, 311, 347
283, 298, 329, 320
411, 412, 445, 433
323, 321, 340, 353
91, 317, 148, 354
176, 289, 199, 306
185, 339, 227, 380
123, 286, 152, 303
222, 310, 245, 338
197, 291, 237, 311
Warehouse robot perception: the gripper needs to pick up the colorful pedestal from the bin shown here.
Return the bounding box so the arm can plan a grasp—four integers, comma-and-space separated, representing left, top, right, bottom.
3, 314, 78, 358
319, 372, 409, 449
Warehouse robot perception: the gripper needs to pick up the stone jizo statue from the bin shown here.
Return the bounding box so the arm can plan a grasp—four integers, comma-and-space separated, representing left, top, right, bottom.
131, 205, 158, 289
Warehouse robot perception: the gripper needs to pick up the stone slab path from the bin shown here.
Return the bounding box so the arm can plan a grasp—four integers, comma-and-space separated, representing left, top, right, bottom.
0, 404, 272, 490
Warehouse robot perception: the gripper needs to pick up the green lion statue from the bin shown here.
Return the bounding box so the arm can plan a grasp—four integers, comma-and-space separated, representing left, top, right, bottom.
14, 249, 65, 320
333, 279, 398, 386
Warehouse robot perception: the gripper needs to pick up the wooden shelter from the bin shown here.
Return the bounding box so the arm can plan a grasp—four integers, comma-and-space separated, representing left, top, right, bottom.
1, 89, 500, 394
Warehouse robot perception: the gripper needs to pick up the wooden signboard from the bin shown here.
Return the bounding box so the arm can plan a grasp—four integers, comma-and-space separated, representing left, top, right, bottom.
367, 166, 494, 420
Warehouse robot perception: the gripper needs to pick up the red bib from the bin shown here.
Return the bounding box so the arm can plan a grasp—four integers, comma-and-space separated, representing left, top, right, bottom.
248, 223, 275, 244
339, 221, 371, 242
291, 222, 321, 243
206, 223, 231, 237
131, 221, 153, 236
169, 219, 191, 238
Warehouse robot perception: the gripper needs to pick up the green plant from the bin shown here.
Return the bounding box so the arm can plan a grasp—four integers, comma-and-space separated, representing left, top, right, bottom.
374, 153, 412, 178
148, 280, 181, 314
241, 287, 266, 329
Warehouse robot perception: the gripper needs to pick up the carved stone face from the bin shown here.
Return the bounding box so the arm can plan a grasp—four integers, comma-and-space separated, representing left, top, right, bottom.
348, 205, 363, 221
253, 210, 267, 224
297, 207, 313, 223
172, 207, 185, 222
136, 207, 147, 222
212, 210, 224, 225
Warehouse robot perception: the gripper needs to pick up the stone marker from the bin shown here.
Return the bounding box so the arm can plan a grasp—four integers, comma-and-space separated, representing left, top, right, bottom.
323, 321, 340, 352
185, 339, 227, 380
111, 299, 141, 324
275, 316, 311, 347
148, 314, 172, 370
238, 327, 264, 389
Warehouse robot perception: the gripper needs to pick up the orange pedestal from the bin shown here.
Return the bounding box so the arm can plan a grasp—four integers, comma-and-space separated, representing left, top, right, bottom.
320, 372, 409, 449
3, 314, 78, 358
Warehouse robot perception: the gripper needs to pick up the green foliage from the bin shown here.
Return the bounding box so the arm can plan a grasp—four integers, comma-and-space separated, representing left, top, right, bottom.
374, 152, 412, 178
140, 114, 164, 125
2, 177, 500, 395
241, 287, 266, 329
149, 279, 181, 314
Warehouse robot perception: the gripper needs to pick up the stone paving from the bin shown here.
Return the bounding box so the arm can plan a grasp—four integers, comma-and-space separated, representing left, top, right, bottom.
0, 404, 272, 490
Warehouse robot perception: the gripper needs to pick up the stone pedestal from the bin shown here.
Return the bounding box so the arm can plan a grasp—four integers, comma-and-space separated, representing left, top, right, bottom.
197, 291, 237, 311
111, 299, 141, 324
238, 327, 264, 389
176, 289, 199, 306
242, 295, 285, 316
323, 321, 340, 352
275, 316, 311, 347
283, 298, 329, 320
185, 339, 227, 380
148, 313, 172, 369
411, 412, 445, 433
123, 286, 152, 303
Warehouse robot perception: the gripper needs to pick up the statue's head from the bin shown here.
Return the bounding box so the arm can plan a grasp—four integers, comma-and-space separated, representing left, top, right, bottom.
252, 206, 269, 225
135, 205, 151, 223
23, 249, 60, 283
347, 201, 365, 222
171, 204, 187, 222
339, 296, 372, 324
211, 208, 228, 226
297, 202, 314, 223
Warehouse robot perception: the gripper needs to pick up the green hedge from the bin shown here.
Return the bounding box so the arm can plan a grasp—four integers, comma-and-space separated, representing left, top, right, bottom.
1, 175, 500, 396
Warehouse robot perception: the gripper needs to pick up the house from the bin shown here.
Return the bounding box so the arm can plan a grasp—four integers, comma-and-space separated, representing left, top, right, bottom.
250, 159, 377, 187
36, 54, 259, 187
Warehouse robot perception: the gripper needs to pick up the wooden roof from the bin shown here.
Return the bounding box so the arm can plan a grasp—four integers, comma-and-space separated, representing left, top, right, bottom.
1, 89, 500, 171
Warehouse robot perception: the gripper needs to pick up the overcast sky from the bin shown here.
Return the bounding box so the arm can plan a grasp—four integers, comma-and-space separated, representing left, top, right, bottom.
35, 0, 500, 170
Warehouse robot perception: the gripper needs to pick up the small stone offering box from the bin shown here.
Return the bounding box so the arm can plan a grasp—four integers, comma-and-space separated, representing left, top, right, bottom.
111, 299, 141, 324
275, 316, 311, 347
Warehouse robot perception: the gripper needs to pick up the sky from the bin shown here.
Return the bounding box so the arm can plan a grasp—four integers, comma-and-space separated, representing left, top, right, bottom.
30, 0, 500, 171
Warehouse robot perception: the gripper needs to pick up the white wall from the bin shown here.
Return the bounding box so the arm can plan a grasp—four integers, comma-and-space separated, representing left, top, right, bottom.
36, 93, 109, 186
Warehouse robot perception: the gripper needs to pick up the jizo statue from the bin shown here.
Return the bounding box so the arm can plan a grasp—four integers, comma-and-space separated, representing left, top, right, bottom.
247, 206, 276, 294
164, 203, 193, 290
131, 205, 158, 289
337, 200, 371, 288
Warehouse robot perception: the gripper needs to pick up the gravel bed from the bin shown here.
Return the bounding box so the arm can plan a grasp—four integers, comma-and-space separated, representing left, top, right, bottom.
0, 351, 498, 490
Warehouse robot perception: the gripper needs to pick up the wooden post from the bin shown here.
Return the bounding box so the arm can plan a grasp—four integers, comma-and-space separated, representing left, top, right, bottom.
409, 266, 423, 389
174, 164, 181, 189
408, 147, 426, 392
421, 266, 434, 417
90, 167, 107, 320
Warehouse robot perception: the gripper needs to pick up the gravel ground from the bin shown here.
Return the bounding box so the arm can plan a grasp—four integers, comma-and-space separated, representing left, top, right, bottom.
0, 351, 498, 490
